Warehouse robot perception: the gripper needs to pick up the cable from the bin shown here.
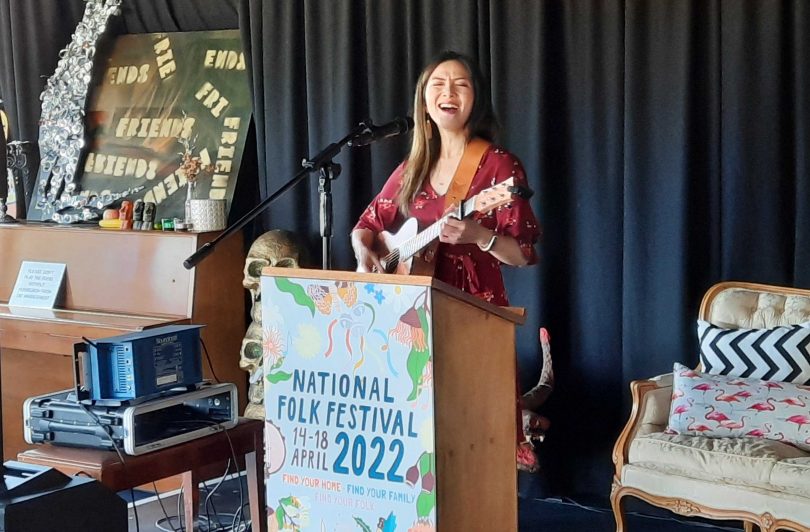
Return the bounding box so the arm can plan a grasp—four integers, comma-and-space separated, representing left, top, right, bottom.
177, 484, 184, 531
74, 400, 141, 532
231, 503, 243, 532
171, 418, 244, 529
152, 478, 249, 531
231, 501, 252, 532
158, 470, 234, 532
219, 427, 245, 532
157, 510, 245, 531
196, 419, 246, 531
200, 482, 217, 530
199, 513, 245, 532
130, 488, 141, 532
153, 420, 246, 531
200, 337, 222, 383
202, 483, 222, 529
203, 459, 232, 530
153, 481, 180, 532
155, 516, 182, 532
80, 336, 99, 347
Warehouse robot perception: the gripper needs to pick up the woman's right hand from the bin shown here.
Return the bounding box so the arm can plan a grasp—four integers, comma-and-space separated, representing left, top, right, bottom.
351, 229, 384, 273
355, 245, 383, 273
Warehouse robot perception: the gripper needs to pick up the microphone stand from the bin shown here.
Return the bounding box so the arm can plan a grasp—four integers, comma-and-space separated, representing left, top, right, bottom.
183, 121, 371, 270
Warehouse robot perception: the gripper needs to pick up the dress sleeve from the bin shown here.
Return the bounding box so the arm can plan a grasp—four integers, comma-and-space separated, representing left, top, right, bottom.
491, 150, 541, 264
353, 161, 407, 233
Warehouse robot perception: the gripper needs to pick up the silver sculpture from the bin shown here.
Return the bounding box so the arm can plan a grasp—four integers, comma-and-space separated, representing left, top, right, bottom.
35, 0, 134, 223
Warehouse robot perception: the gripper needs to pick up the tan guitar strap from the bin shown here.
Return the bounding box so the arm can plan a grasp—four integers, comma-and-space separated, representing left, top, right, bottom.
444, 137, 492, 208
415, 138, 492, 271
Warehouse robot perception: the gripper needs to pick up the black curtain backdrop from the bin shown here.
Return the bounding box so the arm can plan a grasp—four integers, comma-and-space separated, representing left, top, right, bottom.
1, 0, 809, 498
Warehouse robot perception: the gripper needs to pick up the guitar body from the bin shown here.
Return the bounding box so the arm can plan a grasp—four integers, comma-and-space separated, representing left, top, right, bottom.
368, 176, 529, 277
374, 218, 436, 276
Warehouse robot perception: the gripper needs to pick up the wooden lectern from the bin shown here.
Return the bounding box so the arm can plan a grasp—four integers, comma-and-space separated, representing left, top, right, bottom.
0, 223, 246, 460
260, 267, 524, 532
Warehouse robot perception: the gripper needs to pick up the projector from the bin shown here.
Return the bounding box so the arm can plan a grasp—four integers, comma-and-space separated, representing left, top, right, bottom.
78, 324, 204, 402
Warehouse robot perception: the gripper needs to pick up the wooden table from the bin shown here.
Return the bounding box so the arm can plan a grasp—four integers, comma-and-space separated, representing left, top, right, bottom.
17, 418, 266, 532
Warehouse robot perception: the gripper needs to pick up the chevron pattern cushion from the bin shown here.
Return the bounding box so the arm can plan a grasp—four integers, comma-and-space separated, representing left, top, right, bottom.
698, 320, 810, 385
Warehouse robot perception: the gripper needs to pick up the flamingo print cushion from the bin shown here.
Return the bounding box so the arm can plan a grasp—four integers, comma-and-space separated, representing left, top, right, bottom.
698, 320, 810, 384
667, 362, 810, 451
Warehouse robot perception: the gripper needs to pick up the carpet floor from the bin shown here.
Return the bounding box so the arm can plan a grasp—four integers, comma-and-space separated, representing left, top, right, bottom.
518, 496, 744, 531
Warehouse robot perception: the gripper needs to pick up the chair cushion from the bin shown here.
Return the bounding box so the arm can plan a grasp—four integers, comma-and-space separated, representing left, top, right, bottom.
629, 431, 810, 497
621, 462, 810, 526
771, 457, 810, 498
667, 363, 810, 451
698, 320, 810, 384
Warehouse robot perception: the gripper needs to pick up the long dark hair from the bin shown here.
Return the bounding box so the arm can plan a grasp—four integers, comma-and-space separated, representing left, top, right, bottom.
396, 51, 500, 215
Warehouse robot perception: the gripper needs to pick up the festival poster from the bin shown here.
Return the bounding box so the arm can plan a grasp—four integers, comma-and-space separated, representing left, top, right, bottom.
27, 30, 251, 221
262, 275, 437, 532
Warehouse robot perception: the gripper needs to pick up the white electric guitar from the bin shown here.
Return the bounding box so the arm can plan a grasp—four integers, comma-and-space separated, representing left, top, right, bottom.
373, 177, 532, 274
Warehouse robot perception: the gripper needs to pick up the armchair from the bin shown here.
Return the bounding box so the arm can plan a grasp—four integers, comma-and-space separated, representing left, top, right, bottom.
612, 281, 810, 532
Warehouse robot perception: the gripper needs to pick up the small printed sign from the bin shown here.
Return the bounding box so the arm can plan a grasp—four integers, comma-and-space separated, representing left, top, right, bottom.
9, 261, 67, 309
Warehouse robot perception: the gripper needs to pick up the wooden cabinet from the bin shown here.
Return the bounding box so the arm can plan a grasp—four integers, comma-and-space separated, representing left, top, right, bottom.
0, 223, 246, 459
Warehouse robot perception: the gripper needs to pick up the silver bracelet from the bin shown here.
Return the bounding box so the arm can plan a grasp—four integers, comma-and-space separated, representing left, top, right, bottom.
478, 232, 498, 252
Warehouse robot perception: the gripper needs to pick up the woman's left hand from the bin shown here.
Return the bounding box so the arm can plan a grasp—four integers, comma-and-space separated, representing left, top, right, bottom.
438, 207, 529, 266
439, 213, 491, 247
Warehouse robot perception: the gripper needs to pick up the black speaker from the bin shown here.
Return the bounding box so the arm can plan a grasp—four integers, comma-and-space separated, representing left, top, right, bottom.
0, 461, 127, 531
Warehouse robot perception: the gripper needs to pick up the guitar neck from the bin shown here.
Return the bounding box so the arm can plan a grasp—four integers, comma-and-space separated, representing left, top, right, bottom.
399, 196, 475, 261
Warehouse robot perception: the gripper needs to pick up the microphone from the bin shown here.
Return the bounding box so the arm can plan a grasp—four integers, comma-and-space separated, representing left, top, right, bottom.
349, 117, 414, 147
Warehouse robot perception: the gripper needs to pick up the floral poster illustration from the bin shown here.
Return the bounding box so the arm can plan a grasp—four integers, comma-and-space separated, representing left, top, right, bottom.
262, 275, 437, 532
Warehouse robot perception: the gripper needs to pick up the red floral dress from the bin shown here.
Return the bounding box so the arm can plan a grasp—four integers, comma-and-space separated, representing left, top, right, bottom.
354, 145, 540, 306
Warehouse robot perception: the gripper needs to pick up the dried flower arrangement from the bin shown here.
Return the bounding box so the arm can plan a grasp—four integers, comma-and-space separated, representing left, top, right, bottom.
177, 134, 215, 186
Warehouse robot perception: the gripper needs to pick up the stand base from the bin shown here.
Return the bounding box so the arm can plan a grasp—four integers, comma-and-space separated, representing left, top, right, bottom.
0, 214, 18, 224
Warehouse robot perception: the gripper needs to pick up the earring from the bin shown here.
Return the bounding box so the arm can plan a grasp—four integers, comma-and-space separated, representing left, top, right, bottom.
425, 117, 433, 140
